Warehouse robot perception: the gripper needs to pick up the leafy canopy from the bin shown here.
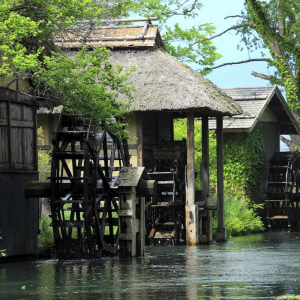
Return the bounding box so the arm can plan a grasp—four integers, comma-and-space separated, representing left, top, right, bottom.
0, 0, 223, 135
128, 0, 221, 74
0, 0, 136, 136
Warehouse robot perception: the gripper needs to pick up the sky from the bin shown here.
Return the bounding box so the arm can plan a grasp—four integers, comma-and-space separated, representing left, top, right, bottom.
179, 0, 272, 88
172, 0, 289, 150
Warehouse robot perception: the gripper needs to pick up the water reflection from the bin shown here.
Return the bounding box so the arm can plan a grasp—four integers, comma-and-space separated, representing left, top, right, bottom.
1, 233, 300, 299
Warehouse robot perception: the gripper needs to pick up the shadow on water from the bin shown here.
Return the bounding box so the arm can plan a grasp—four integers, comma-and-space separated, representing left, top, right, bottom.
1, 232, 300, 299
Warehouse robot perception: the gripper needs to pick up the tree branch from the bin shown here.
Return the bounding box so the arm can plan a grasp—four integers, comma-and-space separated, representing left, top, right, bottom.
179, 23, 252, 58
225, 15, 248, 19
205, 58, 271, 71
251, 71, 271, 80
280, 136, 295, 150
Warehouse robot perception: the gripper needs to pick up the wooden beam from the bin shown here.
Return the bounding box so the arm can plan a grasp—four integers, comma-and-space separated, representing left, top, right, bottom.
25, 180, 157, 198
216, 116, 227, 242
186, 111, 198, 246
201, 116, 209, 195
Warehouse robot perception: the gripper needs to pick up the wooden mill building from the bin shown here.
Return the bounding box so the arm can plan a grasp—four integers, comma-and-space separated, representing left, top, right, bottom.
38, 20, 242, 244
209, 86, 300, 199
0, 88, 39, 258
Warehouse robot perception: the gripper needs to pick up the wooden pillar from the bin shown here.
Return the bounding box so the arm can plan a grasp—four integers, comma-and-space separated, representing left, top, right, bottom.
137, 113, 143, 167
185, 111, 198, 245
200, 116, 212, 243
201, 115, 209, 194
216, 116, 227, 242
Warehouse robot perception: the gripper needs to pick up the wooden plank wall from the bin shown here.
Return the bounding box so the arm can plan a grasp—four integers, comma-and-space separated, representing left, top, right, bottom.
140, 113, 173, 170
0, 173, 39, 256
0, 88, 39, 257
0, 96, 37, 171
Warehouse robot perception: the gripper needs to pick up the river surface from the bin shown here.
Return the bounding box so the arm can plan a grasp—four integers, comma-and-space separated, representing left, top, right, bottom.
1, 232, 300, 300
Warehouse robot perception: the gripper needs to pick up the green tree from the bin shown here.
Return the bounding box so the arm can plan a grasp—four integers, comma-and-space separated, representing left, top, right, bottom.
0, 0, 135, 136
126, 0, 221, 74
203, 0, 300, 148
0, 0, 223, 135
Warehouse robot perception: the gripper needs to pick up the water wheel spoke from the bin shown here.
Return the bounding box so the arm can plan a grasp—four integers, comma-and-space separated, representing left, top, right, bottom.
49, 112, 131, 259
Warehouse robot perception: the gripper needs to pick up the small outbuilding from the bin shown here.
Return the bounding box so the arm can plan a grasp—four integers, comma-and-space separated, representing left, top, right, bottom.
209, 86, 300, 199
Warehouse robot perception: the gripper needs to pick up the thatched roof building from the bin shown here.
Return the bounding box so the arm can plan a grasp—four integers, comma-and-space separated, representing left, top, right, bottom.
52, 20, 243, 244
209, 86, 300, 134
56, 23, 242, 117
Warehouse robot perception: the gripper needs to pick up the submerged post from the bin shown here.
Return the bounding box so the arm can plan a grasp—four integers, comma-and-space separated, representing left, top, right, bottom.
216, 116, 227, 242
186, 111, 198, 245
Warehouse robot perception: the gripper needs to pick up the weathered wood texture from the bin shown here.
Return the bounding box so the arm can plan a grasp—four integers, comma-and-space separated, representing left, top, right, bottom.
25, 180, 157, 198
0, 91, 37, 171
119, 188, 145, 257
139, 112, 173, 170
186, 111, 198, 245
186, 111, 195, 205
201, 116, 209, 195
0, 88, 38, 257
216, 116, 227, 242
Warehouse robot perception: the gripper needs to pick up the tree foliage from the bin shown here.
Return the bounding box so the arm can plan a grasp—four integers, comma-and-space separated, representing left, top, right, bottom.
239, 0, 300, 110
128, 0, 221, 74
0, 0, 134, 136
174, 119, 265, 236
0, 0, 223, 135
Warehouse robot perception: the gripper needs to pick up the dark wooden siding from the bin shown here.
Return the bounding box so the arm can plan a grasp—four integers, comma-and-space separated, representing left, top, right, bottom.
0, 91, 37, 171
0, 173, 39, 256
261, 121, 280, 193
0, 88, 39, 257
140, 113, 173, 170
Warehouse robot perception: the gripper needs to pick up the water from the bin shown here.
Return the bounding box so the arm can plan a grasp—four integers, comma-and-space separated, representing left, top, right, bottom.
1, 232, 300, 300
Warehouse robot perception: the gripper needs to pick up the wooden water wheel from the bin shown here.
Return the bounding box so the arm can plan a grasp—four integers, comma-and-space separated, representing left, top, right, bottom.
50, 112, 130, 259
265, 151, 300, 230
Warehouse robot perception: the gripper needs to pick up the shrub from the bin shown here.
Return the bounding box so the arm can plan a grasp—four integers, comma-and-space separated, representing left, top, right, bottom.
37, 127, 51, 181
212, 195, 264, 236
38, 216, 54, 251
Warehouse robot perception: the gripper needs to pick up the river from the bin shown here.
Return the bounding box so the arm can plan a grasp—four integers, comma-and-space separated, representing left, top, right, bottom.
1, 232, 300, 299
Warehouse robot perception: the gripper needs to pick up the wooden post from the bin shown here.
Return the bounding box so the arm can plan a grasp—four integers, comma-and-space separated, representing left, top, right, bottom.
119, 187, 137, 257
216, 116, 227, 242
201, 115, 209, 195
137, 113, 143, 167
186, 111, 198, 245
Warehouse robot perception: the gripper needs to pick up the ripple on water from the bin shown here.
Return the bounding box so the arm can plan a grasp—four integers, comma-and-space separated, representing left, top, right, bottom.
1, 232, 300, 299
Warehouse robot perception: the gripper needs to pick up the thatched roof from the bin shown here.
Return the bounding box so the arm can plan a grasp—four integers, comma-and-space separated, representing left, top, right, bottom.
106, 49, 242, 116
56, 23, 242, 117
